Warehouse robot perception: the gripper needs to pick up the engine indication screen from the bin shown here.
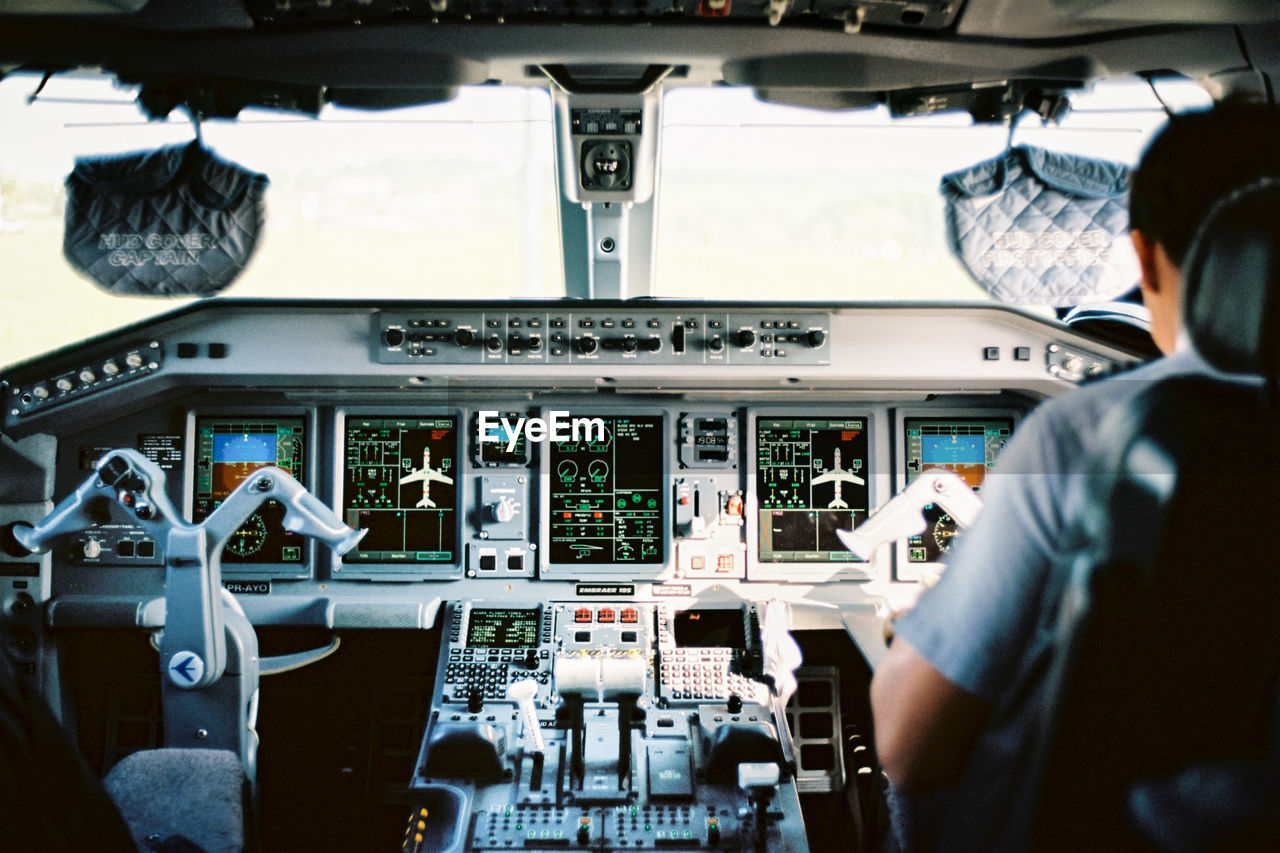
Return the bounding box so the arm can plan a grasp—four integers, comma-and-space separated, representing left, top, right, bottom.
904, 417, 1012, 563
549, 415, 664, 564
467, 608, 541, 648
342, 416, 457, 564
193, 417, 306, 565
756, 417, 869, 562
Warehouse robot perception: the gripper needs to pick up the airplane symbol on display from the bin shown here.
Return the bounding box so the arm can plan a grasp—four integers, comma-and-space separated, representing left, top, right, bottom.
570, 543, 603, 559
171, 655, 198, 683
400, 448, 453, 508
810, 447, 865, 509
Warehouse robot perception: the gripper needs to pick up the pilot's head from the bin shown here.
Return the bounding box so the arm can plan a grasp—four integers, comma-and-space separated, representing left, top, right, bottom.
1129, 102, 1280, 354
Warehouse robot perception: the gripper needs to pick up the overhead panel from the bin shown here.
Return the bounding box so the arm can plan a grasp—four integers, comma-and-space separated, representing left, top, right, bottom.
243, 0, 964, 30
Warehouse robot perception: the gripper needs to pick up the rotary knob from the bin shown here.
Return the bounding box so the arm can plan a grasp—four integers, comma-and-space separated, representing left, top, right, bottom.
708, 337, 725, 354
486, 336, 504, 354
82, 539, 103, 559
621, 338, 638, 354
383, 328, 405, 348
486, 496, 516, 524
576, 336, 598, 355
807, 329, 827, 348
735, 329, 757, 348
454, 329, 475, 347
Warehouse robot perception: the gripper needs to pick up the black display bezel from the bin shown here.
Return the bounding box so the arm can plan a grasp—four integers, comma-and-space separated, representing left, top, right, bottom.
466, 607, 542, 648
899, 413, 1015, 568
340, 413, 461, 565
185, 409, 315, 578
540, 409, 670, 578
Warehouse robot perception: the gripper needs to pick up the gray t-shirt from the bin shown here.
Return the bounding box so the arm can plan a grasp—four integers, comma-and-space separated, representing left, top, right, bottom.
891, 348, 1205, 850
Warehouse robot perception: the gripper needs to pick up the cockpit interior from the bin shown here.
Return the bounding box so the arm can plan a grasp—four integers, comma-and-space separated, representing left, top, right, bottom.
1, 2, 1278, 851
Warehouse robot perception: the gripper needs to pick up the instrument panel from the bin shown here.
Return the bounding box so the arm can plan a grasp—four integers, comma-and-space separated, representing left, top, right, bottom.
0, 299, 1142, 612
0, 301, 1140, 853
48, 399, 1017, 585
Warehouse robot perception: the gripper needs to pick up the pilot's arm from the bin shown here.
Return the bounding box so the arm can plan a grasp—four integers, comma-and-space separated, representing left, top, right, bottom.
872, 637, 989, 792
869, 402, 1082, 794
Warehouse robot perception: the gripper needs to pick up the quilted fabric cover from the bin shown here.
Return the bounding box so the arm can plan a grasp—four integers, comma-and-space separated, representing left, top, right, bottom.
64, 142, 268, 297
942, 146, 1139, 307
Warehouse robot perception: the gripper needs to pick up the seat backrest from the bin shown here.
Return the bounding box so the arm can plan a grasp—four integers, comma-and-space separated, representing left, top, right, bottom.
1025, 180, 1280, 851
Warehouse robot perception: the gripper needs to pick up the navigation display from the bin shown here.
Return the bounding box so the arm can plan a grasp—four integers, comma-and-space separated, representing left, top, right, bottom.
342, 415, 457, 564
548, 414, 664, 564
756, 417, 868, 562
467, 608, 541, 648
193, 417, 306, 565
903, 417, 1011, 563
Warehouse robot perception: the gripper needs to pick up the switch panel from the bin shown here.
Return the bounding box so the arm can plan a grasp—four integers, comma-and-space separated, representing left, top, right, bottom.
475, 474, 527, 541
375, 310, 830, 366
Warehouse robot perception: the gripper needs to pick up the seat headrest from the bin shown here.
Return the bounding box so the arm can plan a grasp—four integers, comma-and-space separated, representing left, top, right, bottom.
1182, 179, 1280, 376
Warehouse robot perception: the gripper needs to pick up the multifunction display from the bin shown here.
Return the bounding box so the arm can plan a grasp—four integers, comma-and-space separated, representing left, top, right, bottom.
193, 417, 306, 564
548, 415, 664, 564
903, 417, 1012, 562
757, 417, 868, 562
466, 608, 541, 648
473, 411, 530, 467
673, 608, 746, 649
342, 415, 457, 564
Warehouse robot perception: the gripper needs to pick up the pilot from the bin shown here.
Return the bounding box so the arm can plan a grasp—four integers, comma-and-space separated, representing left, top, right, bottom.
869, 103, 1280, 850
0, 648, 137, 851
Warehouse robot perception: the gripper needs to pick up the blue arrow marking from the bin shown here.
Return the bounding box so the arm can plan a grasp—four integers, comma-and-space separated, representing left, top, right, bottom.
171, 655, 198, 683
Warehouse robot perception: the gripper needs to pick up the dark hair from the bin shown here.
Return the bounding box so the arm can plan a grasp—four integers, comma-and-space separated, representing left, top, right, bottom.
1129, 102, 1280, 266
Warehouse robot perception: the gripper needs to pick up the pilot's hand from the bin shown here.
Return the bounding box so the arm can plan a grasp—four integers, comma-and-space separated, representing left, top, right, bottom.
880, 567, 943, 644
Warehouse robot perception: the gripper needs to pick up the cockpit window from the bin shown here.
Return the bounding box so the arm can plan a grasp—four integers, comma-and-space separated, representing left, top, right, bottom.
0, 73, 1211, 367
0, 74, 560, 366
654, 80, 1211, 301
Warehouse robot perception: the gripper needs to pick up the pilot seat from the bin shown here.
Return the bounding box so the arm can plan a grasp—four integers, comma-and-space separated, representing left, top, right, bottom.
1023, 179, 1280, 850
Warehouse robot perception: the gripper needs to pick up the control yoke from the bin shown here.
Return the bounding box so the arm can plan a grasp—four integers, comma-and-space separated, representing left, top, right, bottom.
837, 468, 982, 559
9, 448, 364, 689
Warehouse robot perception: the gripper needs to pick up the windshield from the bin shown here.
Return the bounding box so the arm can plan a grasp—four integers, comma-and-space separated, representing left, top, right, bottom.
656, 81, 1210, 300
0, 75, 561, 365
0, 72, 1210, 366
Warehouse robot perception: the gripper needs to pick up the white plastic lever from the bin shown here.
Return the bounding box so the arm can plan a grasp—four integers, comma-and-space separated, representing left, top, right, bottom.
837, 469, 983, 559
507, 678, 545, 753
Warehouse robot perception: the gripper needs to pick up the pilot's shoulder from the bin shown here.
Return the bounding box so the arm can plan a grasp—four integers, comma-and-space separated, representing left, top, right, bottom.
1039, 351, 1200, 425
1000, 352, 1200, 469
